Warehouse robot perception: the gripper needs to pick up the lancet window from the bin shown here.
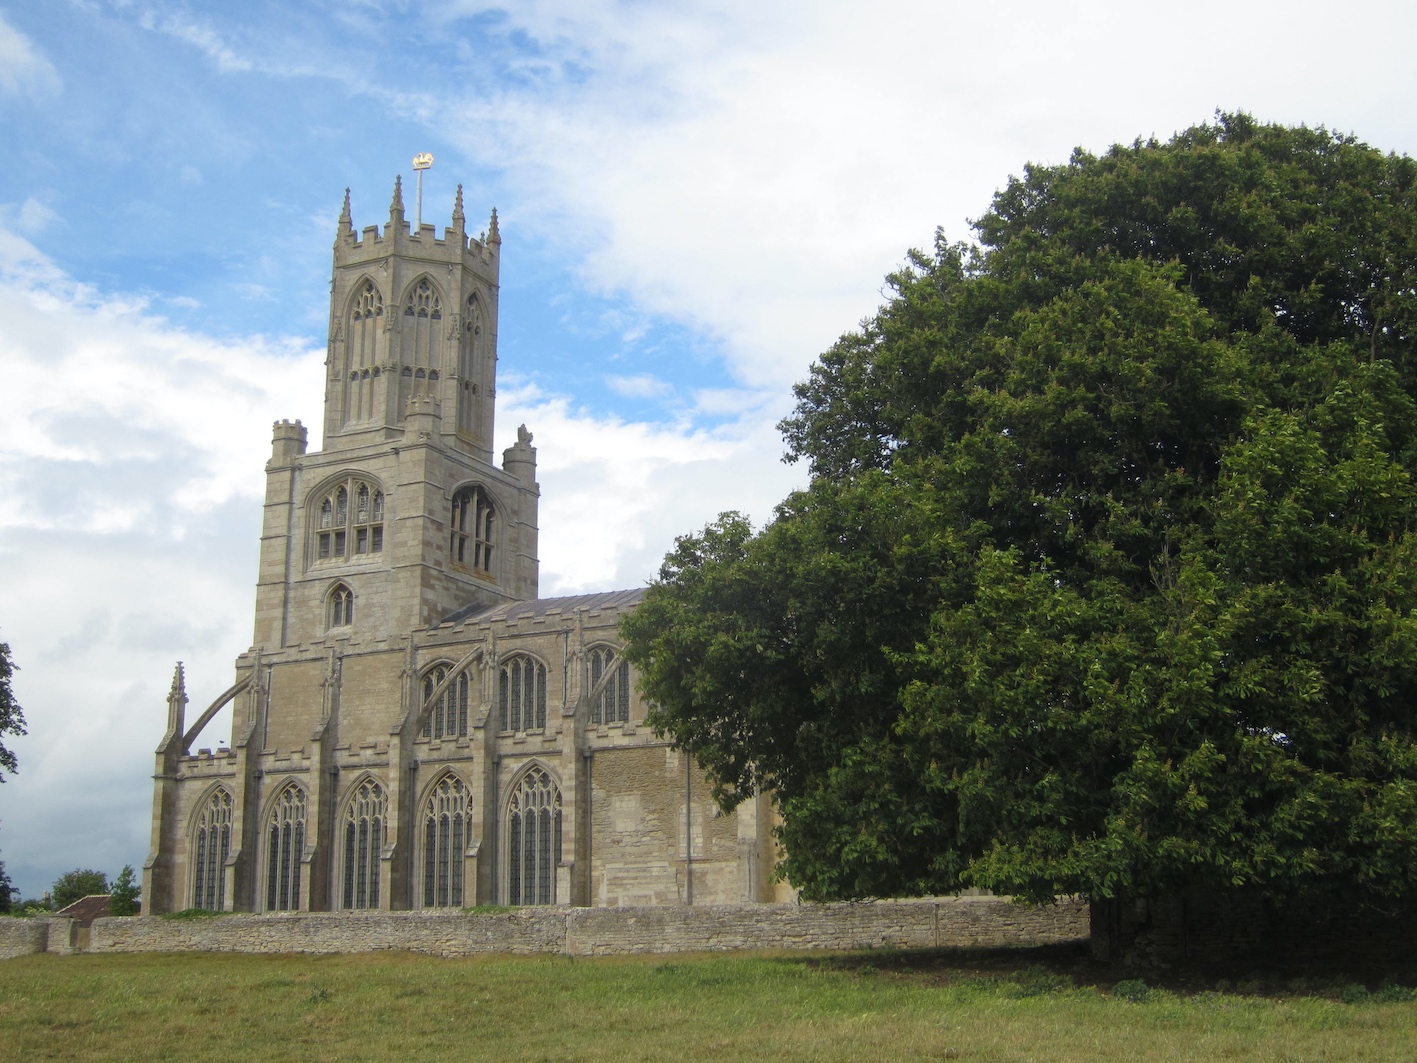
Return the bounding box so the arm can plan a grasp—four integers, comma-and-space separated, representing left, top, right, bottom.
507, 766, 561, 906
191, 788, 233, 911
499, 655, 547, 732
459, 293, 482, 436
449, 485, 494, 573
422, 774, 468, 908
344, 280, 383, 425
265, 784, 307, 912
589, 647, 631, 725
420, 665, 469, 739
315, 477, 384, 563
342, 779, 386, 910
328, 583, 354, 628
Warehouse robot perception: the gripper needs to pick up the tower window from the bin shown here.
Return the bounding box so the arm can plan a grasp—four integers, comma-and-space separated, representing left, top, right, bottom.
589, 647, 630, 725
315, 477, 384, 563
329, 584, 354, 628
499, 656, 547, 732
450, 485, 494, 574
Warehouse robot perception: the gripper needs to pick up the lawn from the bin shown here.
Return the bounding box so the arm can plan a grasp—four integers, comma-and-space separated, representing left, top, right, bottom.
3, 945, 1417, 1062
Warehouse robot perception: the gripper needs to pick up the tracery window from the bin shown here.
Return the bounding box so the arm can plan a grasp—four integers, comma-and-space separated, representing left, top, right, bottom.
342, 779, 386, 910
507, 766, 561, 906
405, 278, 443, 320
422, 774, 468, 908
420, 665, 469, 739
449, 486, 494, 573
191, 788, 233, 911
344, 281, 383, 425
328, 583, 354, 628
589, 647, 630, 725
265, 784, 307, 912
397, 278, 444, 413
499, 656, 546, 732
315, 476, 384, 563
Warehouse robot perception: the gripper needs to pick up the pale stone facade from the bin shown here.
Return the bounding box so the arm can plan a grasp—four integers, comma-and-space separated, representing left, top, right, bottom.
142, 179, 788, 915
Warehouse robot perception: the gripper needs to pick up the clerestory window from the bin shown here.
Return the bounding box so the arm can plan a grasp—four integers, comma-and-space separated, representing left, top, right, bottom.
191, 788, 233, 911
422, 775, 468, 908
499, 656, 546, 732
315, 477, 384, 563
589, 647, 630, 725
449, 485, 494, 574
420, 665, 469, 739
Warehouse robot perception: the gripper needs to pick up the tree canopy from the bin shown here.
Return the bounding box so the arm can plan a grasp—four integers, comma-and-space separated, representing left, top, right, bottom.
52, 869, 108, 911
621, 114, 1417, 906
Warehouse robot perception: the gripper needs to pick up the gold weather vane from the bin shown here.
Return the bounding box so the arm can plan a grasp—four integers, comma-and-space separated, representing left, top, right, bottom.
412, 153, 434, 228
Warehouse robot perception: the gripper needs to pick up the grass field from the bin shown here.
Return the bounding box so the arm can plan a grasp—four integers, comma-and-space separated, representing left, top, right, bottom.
4, 945, 1417, 1062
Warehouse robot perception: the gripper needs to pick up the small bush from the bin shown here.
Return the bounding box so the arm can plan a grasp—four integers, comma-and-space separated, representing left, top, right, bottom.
1112, 979, 1151, 1003
462, 905, 515, 915
161, 908, 233, 921
1339, 983, 1371, 1005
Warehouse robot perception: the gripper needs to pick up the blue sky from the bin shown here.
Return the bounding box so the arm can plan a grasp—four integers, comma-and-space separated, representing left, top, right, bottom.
3, 0, 1417, 901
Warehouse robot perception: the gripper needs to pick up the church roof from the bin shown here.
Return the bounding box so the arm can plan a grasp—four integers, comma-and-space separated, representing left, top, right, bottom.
436, 588, 646, 628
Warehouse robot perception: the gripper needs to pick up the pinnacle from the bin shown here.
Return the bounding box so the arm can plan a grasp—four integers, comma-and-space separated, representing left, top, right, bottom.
488, 207, 501, 245
390, 174, 405, 215
339, 187, 352, 227
452, 184, 465, 226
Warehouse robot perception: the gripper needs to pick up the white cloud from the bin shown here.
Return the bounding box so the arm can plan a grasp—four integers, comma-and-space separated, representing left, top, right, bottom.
139, 9, 253, 73
607, 373, 671, 399
429, 0, 1417, 398
0, 13, 60, 96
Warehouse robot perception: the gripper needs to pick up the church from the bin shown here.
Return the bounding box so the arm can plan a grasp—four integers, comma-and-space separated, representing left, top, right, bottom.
141, 177, 788, 915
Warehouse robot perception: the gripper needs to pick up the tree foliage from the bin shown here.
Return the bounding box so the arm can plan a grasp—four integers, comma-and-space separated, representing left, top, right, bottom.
109, 865, 140, 916
622, 114, 1417, 905
51, 869, 108, 911
0, 639, 26, 781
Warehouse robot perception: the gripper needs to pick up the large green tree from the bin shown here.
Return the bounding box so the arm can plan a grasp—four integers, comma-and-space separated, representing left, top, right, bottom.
51, 869, 108, 911
622, 114, 1417, 908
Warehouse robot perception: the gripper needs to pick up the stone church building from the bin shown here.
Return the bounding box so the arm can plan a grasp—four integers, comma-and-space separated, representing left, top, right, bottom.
142, 178, 787, 915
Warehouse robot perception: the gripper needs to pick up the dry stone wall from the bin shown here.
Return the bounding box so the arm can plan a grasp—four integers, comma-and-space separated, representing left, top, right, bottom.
2, 898, 1087, 959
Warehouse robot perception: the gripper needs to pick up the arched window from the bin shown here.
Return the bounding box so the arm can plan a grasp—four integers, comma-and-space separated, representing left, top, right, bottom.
265, 784, 307, 912
315, 476, 384, 563
422, 774, 468, 908
450, 486, 494, 573
589, 647, 630, 725
398, 278, 444, 414
459, 293, 482, 436
420, 665, 469, 739
329, 583, 354, 628
507, 766, 561, 905
191, 788, 233, 911
342, 779, 386, 910
499, 656, 547, 731
345, 280, 383, 425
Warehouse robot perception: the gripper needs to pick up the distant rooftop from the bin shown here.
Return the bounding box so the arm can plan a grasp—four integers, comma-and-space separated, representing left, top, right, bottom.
55, 894, 112, 926
436, 588, 646, 629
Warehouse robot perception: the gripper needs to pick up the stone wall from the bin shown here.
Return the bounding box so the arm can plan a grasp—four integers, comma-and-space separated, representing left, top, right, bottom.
1, 898, 1087, 959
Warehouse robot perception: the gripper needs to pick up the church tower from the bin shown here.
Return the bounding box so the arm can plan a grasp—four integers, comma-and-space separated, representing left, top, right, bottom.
251, 179, 539, 648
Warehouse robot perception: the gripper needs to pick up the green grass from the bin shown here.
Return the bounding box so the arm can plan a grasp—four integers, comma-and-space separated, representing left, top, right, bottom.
3, 946, 1417, 1061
